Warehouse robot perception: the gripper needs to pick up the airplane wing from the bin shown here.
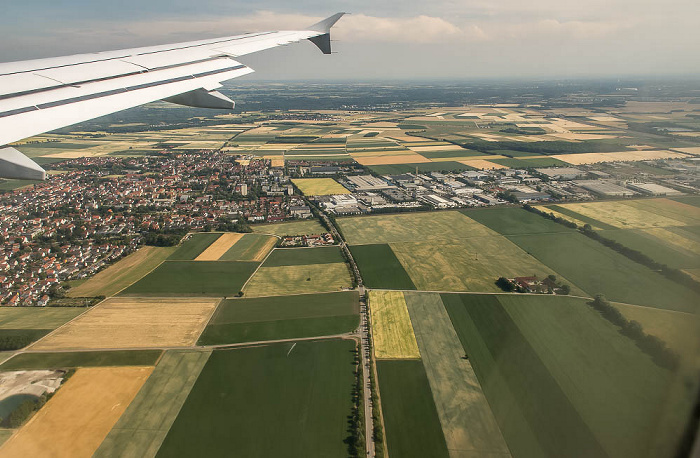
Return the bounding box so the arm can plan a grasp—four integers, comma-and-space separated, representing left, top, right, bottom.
0, 13, 345, 180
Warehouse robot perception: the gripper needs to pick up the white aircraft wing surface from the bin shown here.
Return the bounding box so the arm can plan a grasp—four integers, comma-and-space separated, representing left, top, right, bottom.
0, 13, 345, 179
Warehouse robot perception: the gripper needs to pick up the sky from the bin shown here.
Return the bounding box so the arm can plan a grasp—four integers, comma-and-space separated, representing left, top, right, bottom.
1, 1, 698, 80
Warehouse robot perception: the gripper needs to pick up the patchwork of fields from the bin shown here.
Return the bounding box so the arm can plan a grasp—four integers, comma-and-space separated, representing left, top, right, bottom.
2, 200, 697, 457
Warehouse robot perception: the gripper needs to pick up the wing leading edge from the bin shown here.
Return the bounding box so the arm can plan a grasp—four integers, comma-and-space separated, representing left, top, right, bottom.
0, 12, 345, 180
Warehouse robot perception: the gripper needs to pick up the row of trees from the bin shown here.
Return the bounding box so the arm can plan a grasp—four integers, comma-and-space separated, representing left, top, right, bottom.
346, 346, 365, 457
523, 204, 700, 294
589, 295, 679, 371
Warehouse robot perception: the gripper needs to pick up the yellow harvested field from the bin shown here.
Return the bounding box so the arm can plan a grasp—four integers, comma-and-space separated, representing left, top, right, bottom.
339, 211, 495, 245
370, 291, 420, 359
68, 246, 176, 298
553, 150, 688, 165
250, 237, 278, 262
293, 178, 350, 195
556, 200, 695, 229
387, 135, 431, 142
458, 159, 509, 170
0, 367, 152, 458
408, 144, 465, 153
348, 150, 413, 157
353, 154, 431, 165
195, 233, 243, 261
31, 297, 220, 350
243, 263, 352, 297
671, 147, 700, 156
641, 228, 700, 256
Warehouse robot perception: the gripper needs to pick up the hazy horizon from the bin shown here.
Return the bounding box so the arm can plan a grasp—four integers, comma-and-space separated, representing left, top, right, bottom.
2, 2, 699, 80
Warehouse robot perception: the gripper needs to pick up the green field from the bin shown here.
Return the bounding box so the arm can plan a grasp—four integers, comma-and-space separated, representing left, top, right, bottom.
218, 234, 277, 262
376, 360, 450, 458
68, 246, 176, 297
443, 293, 695, 458
251, 220, 326, 236
0, 329, 51, 350
597, 228, 700, 269
0, 307, 83, 329
462, 207, 572, 236
262, 246, 344, 267
120, 261, 258, 297
349, 244, 416, 290
465, 206, 698, 311
0, 350, 162, 370
243, 262, 352, 297
168, 233, 222, 260
156, 340, 357, 457
94, 350, 212, 458
671, 196, 700, 208
198, 292, 360, 344
403, 292, 510, 456
390, 237, 578, 293
507, 231, 698, 311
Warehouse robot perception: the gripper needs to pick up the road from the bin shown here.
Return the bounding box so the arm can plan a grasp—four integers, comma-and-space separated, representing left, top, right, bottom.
317, 209, 376, 458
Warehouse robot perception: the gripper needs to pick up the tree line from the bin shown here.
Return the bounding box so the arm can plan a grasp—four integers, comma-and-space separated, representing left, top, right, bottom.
589, 295, 679, 371
523, 204, 700, 294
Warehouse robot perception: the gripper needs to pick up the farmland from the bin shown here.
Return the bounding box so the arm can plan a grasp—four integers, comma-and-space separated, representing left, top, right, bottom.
262, 246, 345, 267
94, 350, 212, 458
30, 297, 219, 350
404, 292, 510, 457
218, 234, 277, 262
443, 293, 695, 458
553, 199, 699, 229
376, 360, 450, 458
338, 211, 494, 245
0, 367, 152, 458
349, 244, 416, 290
292, 178, 350, 195
390, 237, 579, 293
243, 262, 352, 297
507, 231, 697, 312
120, 261, 258, 296
68, 246, 176, 297
466, 206, 698, 311
167, 233, 223, 261
198, 292, 360, 344
156, 340, 357, 457
369, 291, 420, 359
194, 233, 243, 261
251, 219, 325, 236
0, 307, 83, 329
0, 350, 162, 371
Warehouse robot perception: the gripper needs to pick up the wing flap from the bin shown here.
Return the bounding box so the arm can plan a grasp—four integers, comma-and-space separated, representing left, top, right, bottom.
1, 64, 253, 146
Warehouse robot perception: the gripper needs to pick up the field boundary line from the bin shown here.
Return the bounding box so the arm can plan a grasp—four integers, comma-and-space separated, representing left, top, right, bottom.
21, 298, 109, 354
239, 235, 281, 292
110, 246, 176, 298
193, 298, 224, 344
227, 288, 359, 300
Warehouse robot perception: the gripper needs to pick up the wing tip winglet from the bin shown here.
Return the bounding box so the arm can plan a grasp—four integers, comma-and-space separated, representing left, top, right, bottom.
308, 12, 346, 34
308, 13, 346, 54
